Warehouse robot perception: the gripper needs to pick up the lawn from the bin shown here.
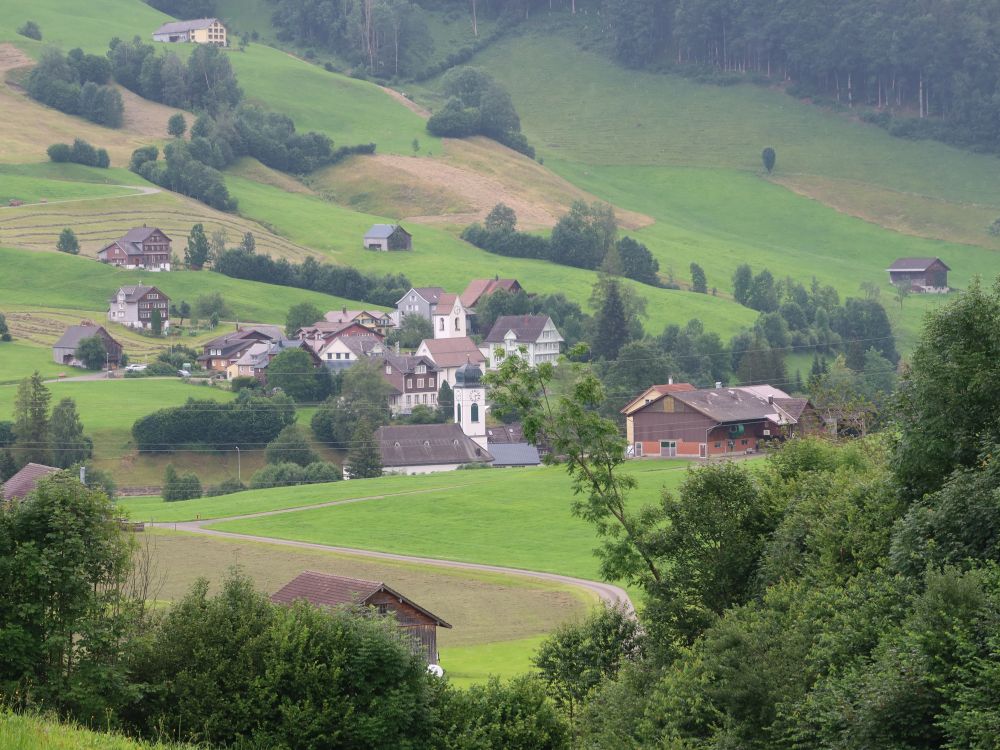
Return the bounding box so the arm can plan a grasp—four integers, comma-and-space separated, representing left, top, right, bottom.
144, 530, 593, 685
0, 246, 382, 327
0, 173, 138, 205
132, 461, 697, 581
0, 710, 192, 750
0, 341, 66, 383
0, 0, 169, 51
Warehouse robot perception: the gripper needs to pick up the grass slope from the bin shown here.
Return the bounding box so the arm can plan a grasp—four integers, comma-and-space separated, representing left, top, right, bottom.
0, 710, 192, 749
0, 246, 381, 326
0, 341, 67, 383
127, 461, 695, 581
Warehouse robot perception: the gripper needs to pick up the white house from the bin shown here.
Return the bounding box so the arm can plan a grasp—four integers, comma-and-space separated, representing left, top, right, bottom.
153, 18, 227, 45
481, 315, 563, 369
415, 337, 486, 386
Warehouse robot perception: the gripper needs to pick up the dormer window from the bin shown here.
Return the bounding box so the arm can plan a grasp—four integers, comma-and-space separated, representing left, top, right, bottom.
416, 365, 426, 374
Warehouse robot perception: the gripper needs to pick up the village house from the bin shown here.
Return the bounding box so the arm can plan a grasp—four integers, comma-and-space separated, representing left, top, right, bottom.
394, 287, 444, 324
107, 285, 170, 330
363, 224, 412, 251
196, 325, 287, 373
460, 278, 523, 309
97, 227, 172, 271
1, 463, 60, 501
415, 337, 486, 386
52, 323, 123, 368
271, 571, 451, 666
152, 17, 227, 45
622, 383, 820, 459
380, 354, 440, 415
224, 339, 315, 382
886, 257, 950, 293
315, 335, 387, 371
323, 308, 394, 336
481, 315, 563, 369
431, 293, 470, 339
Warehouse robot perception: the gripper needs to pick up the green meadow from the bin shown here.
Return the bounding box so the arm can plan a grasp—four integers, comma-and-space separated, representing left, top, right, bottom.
134, 461, 697, 581
0, 710, 193, 750
0, 341, 66, 383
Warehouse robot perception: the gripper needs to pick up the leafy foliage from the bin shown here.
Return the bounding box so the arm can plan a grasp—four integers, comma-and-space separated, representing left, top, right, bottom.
161, 464, 202, 501
17, 20, 41, 40
47, 139, 110, 168
249, 460, 342, 488
49, 398, 93, 468
267, 348, 333, 403
27, 49, 122, 127
56, 228, 79, 255
387, 313, 433, 349
285, 302, 323, 336
346, 416, 382, 478
265, 424, 320, 467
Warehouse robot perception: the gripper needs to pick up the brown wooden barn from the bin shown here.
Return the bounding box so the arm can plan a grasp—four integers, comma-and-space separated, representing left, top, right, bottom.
270, 571, 452, 665
886, 257, 950, 292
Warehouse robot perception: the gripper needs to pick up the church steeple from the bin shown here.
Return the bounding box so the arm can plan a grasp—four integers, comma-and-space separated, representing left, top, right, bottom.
454, 360, 487, 450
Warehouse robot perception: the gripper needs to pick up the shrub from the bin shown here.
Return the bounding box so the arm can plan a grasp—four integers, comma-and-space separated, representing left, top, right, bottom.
162, 464, 202, 501
47, 139, 110, 168
249, 461, 341, 489
17, 20, 41, 40
204, 478, 247, 497
46, 143, 72, 163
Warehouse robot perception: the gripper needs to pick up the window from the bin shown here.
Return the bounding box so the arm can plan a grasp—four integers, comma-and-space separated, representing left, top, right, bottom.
471, 403, 479, 422
457, 404, 461, 422
406, 395, 412, 405
741, 439, 749, 446
407, 378, 413, 388
428, 378, 435, 388
438, 318, 444, 331
327, 353, 333, 360
416, 365, 426, 374
455, 317, 460, 329
417, 378, 424, 388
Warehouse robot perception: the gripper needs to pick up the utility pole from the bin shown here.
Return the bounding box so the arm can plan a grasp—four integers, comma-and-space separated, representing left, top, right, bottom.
234, 445, 241, 481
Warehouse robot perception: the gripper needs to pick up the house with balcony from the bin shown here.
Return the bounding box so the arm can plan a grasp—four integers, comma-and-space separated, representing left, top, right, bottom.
481, 315, 563, 369
107, 285, 169, 330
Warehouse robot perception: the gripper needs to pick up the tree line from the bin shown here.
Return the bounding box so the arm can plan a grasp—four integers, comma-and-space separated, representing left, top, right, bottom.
463, 202, 660, 285
487, 277, 1000, 745
603, 0, 1000, 151
27, 48, 123, 128
214, 244, 411, 307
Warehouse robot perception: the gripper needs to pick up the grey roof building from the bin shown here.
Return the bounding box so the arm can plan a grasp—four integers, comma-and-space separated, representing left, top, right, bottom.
487, 443, 541, 467
53, 324, 123, 367
364, 224, 412, 251
375, 423, 493, 475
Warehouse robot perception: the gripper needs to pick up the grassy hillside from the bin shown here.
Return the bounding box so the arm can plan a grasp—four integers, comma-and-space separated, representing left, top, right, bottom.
0, 710, 191, 750
0, 246, 380, 324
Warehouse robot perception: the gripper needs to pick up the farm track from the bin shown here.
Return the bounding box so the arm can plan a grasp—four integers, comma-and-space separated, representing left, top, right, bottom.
149, 490, 635, 613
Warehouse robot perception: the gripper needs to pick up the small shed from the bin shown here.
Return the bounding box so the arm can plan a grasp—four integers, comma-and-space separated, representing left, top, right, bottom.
271, 571, 452, 665
886, 257, 950, 293
364, 224, 412, 251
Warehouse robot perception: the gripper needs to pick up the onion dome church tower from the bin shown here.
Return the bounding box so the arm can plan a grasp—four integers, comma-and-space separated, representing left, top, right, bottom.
454, 361, 487, 451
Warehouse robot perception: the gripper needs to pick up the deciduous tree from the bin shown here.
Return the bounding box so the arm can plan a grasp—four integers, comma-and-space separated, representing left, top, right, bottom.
49, 398, 92, 468
347, 416, 382, 478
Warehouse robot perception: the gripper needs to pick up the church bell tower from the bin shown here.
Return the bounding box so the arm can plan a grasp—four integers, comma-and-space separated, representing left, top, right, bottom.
453, 361, 487, 451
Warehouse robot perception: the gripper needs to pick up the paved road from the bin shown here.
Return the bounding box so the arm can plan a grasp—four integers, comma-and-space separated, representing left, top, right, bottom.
149, 490, 635, 612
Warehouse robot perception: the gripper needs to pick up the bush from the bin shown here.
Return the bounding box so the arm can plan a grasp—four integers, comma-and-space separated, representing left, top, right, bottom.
46, 143, 72, 163
47, 139, 110, 168
230, 375, 260, 392
17, 20, 41, 40
249, 461, 341, 489
162, 464, 202, 501
204, 478, 247, 497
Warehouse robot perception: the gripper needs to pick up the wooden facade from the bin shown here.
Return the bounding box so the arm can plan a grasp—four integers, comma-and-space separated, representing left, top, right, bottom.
887, 257, 950, 292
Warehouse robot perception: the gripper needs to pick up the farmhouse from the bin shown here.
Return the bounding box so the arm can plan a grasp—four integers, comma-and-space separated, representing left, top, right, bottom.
107, 285, 169, 330
364, 224, 412, 251
415, 337, 485, 386
315, 335, 387, 370
271, 571, 451, 665
323, 308, 394, 336
52, 323, 123, 368
97, 227, 172, 271
623, 383, 820, 459
376, 423, 493, 475
886, 257, 950, 293
197, 326, 303, 374
1, 463, 59, 501
460, 278, 523, 309
152, 18, 227, 45
481, 315, 563, 368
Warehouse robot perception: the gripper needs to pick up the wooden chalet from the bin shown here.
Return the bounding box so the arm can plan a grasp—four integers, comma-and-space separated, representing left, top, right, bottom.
270, 571, 452, 665
97, 226, 172, 271
364, 224, 412, 251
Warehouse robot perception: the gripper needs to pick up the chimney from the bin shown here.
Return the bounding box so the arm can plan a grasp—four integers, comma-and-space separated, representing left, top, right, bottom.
768, 395, 774, 404
668, 376, 673, 385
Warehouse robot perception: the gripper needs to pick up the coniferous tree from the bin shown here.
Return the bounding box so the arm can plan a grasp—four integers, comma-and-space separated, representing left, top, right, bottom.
591, 277, 630, 360
49, 398, 92, 468
347, 416, 382, 479
56, 228, 79, 255
437, 380, 454, 422
0, 312, 11, 342
12, 372, 52, 466
150, 308, 163, 336
690, 262, 708, 293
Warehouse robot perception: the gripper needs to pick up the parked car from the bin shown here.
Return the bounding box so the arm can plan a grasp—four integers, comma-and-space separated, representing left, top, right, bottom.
125, 364, 147, 372
177, 369, 191, 377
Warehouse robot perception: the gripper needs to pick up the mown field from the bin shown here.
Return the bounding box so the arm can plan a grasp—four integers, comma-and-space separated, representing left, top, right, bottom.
0, 710, 193, 750
125, 460, 695, 582
145, 531, 593, 685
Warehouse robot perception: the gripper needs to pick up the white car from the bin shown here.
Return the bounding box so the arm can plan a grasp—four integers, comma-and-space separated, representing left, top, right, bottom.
125, 364, 147, 372
177, 369, 191, 378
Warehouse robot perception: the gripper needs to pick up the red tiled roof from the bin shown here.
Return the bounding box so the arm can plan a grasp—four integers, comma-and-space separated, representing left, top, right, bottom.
1, 463, 59, 500
418, 337, 485, 368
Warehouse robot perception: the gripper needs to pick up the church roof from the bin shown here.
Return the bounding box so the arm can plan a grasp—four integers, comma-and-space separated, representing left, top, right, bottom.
375, 423, 492, 468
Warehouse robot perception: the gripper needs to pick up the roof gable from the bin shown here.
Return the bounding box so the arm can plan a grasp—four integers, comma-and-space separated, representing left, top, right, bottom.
2, 463, 60, 500
154, 18, 221, 34
484, 315, 558, 344
375, 423, 492, 467
270, 571, 452, 627
887, 257, 950, 272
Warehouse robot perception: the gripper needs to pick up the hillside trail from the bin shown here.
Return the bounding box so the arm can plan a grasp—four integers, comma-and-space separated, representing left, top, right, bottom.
148, 487, 635, 612
0, 184, 160, 211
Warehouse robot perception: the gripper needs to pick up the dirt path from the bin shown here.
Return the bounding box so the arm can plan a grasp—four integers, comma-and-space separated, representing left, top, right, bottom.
0, 184, 160, 211
378, 85, 431, 118
148, 490, 635, 612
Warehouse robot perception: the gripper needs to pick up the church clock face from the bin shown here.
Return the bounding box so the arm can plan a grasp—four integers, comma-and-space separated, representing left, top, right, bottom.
471, 391, 481, 402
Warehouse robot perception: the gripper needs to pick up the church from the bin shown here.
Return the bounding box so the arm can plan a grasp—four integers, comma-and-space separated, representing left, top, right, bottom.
373, 362, 494, 475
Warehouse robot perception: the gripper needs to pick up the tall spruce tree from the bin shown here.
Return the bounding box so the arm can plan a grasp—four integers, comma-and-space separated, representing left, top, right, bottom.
347, 417, 382, 479
12, 371, 52, 466
591, 277, 630, 360
49, 398, 92, 468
